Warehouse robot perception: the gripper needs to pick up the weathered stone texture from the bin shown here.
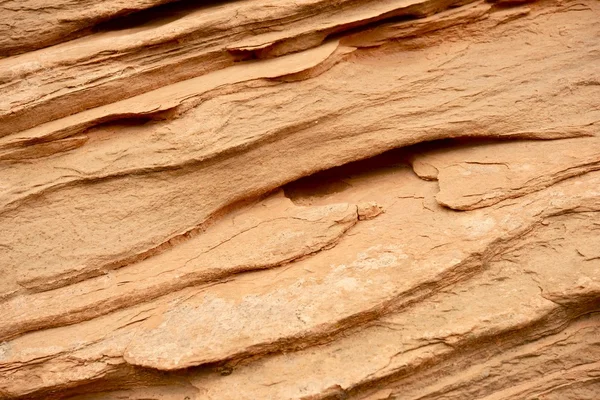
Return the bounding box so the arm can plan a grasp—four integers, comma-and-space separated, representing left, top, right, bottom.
0, 0, 598, 398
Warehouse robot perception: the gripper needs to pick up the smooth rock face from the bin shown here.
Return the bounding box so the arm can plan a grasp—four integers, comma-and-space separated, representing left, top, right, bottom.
0, 0, 599, 399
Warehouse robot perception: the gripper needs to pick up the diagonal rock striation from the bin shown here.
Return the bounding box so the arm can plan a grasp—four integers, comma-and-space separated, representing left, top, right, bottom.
0, 0, 599, 399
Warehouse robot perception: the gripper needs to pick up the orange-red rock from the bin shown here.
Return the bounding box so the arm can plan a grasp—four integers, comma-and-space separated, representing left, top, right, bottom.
0, 0, 598, 399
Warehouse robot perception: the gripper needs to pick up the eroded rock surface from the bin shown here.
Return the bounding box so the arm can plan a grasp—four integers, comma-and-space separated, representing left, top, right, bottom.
0, 0, 598, 399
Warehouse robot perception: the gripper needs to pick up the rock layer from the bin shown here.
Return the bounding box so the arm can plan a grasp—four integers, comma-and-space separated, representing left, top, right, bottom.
0, 0, 599, 399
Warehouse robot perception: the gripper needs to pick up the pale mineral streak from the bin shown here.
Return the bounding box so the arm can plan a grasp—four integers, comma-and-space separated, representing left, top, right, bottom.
0, 0, 599, 399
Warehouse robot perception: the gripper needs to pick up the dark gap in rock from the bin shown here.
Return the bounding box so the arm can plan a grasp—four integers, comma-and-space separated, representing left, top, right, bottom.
283, 148, 409, 204
19, 117, 157, 150
325, 13, 424, 44
86, 115, 159, 129
324, 0, 479, 46
79, 115, 161, 143
487, 0, 538, 10
283, 136, 561, 204
92, 0, 238, 33
227, 48, 261, 63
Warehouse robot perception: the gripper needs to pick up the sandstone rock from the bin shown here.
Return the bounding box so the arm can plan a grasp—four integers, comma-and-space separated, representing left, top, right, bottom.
0, 193, 359, 341
410, 137, 600, 210
0, 0, 181, 57
0, 0, 599, 399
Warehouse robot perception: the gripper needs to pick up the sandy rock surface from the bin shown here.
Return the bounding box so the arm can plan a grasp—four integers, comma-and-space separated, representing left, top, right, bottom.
0, 0, 598, 399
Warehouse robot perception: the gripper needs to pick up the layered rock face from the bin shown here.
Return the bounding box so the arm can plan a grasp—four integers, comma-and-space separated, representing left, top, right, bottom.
1, 0, 599, 399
